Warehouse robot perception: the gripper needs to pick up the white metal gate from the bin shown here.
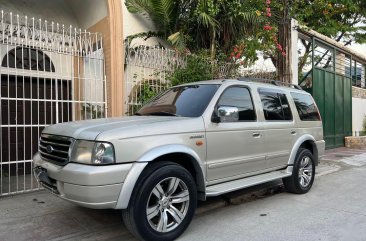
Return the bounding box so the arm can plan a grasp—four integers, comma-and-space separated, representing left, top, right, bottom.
0, 11, 107, 196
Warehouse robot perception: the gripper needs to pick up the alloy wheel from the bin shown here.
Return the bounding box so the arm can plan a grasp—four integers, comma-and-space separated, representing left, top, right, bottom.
146, 177, 190, 233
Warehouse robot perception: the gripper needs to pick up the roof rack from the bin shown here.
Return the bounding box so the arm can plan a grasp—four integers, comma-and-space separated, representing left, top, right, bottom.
237, 77, 303, 90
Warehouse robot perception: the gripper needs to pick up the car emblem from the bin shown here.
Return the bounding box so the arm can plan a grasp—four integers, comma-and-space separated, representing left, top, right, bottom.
46, 145, 54, 153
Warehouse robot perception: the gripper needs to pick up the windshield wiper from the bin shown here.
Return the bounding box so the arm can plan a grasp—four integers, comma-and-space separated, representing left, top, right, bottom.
146, 111, 177, 116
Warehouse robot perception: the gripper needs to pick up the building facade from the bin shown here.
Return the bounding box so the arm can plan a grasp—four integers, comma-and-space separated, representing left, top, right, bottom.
0, 0, 124, 195
1, 0, 365, 196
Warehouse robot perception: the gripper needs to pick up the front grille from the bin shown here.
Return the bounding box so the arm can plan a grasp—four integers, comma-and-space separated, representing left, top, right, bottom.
39, 134, 73, 166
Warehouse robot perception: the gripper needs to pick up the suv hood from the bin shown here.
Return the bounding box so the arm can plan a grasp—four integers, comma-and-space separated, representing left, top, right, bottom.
42, 116, 205, 141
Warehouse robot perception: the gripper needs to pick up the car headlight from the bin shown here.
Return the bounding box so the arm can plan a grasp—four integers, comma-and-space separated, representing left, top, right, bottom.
70, 140, 115, 165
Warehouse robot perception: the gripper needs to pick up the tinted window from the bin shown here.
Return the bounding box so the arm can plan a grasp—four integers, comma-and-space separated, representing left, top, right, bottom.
291, 92, 321, 121
217, 87, 256, 121
138, 84, 220, 117
259, 89, 292, 121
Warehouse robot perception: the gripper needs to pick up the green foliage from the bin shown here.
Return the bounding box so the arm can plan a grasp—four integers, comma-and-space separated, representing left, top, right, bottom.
169, 53, 214, 86
81, 104, 104, 119
125, 0, 193, 50
125, 0, 366, 77
291, 0, 366, 45
125, 0, 265, 59
363, 115, 366, 132
139, 83, 159, 104
131, 81, 165, 114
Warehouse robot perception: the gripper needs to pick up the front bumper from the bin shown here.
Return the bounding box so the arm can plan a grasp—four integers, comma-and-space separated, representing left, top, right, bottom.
33, 152, 133, 209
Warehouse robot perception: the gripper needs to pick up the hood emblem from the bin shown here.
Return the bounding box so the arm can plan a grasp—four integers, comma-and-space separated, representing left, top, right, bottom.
46, 145, 54, 153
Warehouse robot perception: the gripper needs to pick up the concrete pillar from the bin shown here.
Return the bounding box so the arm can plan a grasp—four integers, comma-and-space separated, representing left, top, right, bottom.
107, 0, 124, 117
88, 0, 124, 117
290, 19, 299, 85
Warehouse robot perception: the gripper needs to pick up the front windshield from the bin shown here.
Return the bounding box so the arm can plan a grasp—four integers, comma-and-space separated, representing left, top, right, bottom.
137, 84, 220, 117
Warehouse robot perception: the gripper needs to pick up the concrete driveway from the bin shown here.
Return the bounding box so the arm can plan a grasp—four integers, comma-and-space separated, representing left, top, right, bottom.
0, 149, 365, 241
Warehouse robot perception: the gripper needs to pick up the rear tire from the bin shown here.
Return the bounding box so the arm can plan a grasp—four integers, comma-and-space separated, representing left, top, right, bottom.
122, 161, 197, 241
283, 148, 315, 194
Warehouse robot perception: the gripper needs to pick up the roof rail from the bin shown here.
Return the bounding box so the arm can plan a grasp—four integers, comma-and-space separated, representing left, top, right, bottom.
238, 77, 303, 90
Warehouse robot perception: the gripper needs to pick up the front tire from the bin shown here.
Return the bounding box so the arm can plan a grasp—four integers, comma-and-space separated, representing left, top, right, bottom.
283, 148, 315, 194
122, 162, 197, 241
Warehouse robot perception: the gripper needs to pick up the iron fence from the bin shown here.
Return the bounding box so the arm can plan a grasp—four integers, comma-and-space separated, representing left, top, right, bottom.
124, 42, 277, 115
0, 11, 107, 196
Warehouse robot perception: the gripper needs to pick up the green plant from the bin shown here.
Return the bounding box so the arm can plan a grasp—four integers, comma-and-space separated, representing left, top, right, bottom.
129, 81, 166, 115
168, 53, 214, 86
139, 82, 159, 104
81, 103, 104, 119
362, 115, 366, 132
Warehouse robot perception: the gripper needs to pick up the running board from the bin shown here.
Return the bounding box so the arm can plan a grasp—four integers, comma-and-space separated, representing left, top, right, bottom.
206, 171, 292, 196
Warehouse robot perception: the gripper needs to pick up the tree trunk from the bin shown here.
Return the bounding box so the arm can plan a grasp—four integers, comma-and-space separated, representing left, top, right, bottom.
277, 0, 292, 84
210, 28, 216, 61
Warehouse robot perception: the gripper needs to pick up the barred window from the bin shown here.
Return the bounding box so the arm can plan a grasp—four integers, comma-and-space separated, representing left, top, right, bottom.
2, 47, 55, 72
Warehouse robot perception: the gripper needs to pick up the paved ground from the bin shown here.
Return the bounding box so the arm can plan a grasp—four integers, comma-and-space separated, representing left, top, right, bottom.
0, 147, 366, 241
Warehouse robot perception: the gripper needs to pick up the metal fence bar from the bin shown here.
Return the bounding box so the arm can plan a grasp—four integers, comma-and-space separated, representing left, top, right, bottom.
0, 10, 107, 196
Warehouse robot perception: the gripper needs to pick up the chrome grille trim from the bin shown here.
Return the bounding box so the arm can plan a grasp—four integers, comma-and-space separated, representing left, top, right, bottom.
39, 134, 74, 166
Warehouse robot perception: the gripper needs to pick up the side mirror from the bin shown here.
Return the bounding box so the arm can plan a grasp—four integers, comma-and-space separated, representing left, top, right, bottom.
213, 106, 239, 123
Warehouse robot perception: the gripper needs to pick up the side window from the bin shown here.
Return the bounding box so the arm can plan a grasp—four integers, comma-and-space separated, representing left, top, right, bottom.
217, 86, 256, 121
258, 88, 292, 121
290, 92, 321, 121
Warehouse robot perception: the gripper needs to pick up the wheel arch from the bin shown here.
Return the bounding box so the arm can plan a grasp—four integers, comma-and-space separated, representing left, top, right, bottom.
288, 135, 319, 166
115, 145, 206, 209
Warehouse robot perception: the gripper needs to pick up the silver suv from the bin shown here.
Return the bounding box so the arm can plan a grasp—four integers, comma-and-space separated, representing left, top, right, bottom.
33, 79, 325, 241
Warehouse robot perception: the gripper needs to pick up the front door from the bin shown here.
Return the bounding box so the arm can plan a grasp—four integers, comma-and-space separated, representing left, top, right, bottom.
205, 86, 265, 182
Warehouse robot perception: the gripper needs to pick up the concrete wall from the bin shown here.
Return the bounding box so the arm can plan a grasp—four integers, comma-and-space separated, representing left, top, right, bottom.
0, 0, 78, 27
352, 87, 366, 133
122, 1, 160, 45
65, 0, 108, 29
352, 97, 366, 133
122, 2, 155, 37
0, 0, 108, 30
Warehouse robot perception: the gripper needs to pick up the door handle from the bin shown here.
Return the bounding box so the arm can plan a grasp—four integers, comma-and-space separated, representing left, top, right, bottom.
252, 132, 261, 138
290, 130, 297, 135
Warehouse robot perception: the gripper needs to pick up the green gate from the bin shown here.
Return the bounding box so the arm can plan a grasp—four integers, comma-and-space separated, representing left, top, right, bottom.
300, 39, 353, 149
312, 68, 352, 148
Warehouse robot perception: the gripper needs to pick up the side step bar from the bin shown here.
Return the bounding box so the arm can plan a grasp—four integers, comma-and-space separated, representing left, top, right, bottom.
206, 170, 292, 197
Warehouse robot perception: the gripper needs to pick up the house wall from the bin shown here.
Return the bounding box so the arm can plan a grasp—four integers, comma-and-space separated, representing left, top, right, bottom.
122, 1, 160, 45
0, 0, 78, 27
0, 0, 124, 117
122, 3, 155, 37
65, 0, 108, 29
352, 87, 366, 133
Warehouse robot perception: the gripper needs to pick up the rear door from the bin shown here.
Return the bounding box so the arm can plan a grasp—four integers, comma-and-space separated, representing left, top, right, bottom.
258, 88, 295, 169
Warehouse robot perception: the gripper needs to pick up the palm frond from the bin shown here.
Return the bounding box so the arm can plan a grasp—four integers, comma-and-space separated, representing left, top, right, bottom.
150, 0, 178, 32
125, 0, 153, 15
168, 31, 188, 50
125, 31, 167, 45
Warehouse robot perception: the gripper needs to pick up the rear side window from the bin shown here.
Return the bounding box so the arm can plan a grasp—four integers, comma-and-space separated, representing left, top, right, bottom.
290, 92, 321, 121
258, 88, 292, 121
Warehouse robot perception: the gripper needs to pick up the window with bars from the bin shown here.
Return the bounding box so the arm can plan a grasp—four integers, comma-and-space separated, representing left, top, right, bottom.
1, 47, 55, 72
